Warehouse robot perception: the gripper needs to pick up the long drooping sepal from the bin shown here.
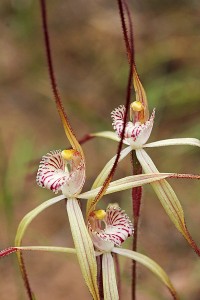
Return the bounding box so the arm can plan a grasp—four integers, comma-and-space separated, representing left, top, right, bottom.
144, 138, 200, 148
40, 0, 83, 157
15, 195, 65, 248
136, 149, 200, 256
102, 253, 119, 300
113, 248, 178, 300
14, 195, 65, 299
66, 198, 100, 300
86, 146, 132, 217
80, 173, 174, 200
0, 246, 76, 257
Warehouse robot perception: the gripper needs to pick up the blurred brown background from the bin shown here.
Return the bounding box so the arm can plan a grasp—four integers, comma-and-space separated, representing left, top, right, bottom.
0, 0, 200, 299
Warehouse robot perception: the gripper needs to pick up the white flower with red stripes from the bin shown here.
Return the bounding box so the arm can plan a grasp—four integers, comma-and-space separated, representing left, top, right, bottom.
111, 104, 155, 148
91, 101, 200, 256
36, 149, 85, 197
88, 204, 133, 252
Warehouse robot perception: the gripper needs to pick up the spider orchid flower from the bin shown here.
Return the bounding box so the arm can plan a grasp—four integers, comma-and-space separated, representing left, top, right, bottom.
87, 203, 178, 299
14, 146, 177, 300
1, 204, 178, 299
92, 100, 200, 252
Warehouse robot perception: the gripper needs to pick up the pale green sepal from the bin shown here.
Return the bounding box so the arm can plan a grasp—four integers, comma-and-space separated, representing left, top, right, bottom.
113, 248, 178, 299
144, 138, 200, 148
66, 198, 100, 300
102, 253, 119, 300
91, 131, 121, 142
14, 194, 66, 299
15, 246, 76, 255
136, 149, 189, 241
15, 195, 65, 247
79, 173, 173, 200
86, 146, 132, 216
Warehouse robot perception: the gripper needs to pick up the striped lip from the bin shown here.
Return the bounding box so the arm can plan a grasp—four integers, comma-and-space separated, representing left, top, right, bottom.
88, 204, 133, 252
111, 105, 155, 148
36, 150, 85, 197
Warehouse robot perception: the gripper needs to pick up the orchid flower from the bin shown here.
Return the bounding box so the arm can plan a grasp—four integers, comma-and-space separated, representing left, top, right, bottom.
15, 143, 177, 299
91, 70, 200, 254
2, 200, 179, 300
87, 203, 178, 299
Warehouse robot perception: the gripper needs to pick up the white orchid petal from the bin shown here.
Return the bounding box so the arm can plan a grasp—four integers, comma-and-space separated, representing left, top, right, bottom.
80, 173, 173, 200
136, 149, 192, 242
113, 248, 178, 298
102, 253, 119, 300
88, 205, 133, 252
36, 150, 85, 196
104, 205, 133, 246
86, 146, 132, 216
36, 150, 67, 193
125, 109, 155, 147
144, 138, 200, 148
61, 154, 86, 197
66, 199, 99, 300
111, 105, 126, 137
111, 105, 155, 148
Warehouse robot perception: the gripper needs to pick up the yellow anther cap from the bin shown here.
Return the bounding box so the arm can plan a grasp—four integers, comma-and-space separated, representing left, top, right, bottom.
131, 101, 144, 112
61, 149, 75, 160
93, 210, 106, 220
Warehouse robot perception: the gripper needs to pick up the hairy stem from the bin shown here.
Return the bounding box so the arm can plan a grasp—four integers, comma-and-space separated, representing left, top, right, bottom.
18, 252, 34, 300
97, 255, 104, 300
131, 151, 142, 300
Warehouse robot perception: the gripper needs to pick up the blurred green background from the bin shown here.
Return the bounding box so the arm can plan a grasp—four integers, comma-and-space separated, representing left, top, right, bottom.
0, 0, 200, 299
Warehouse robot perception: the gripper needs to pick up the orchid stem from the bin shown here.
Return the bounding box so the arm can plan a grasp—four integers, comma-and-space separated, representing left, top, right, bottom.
131, 150, 142, 300
97, 255, 104, 299
18, 252, 34, 300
